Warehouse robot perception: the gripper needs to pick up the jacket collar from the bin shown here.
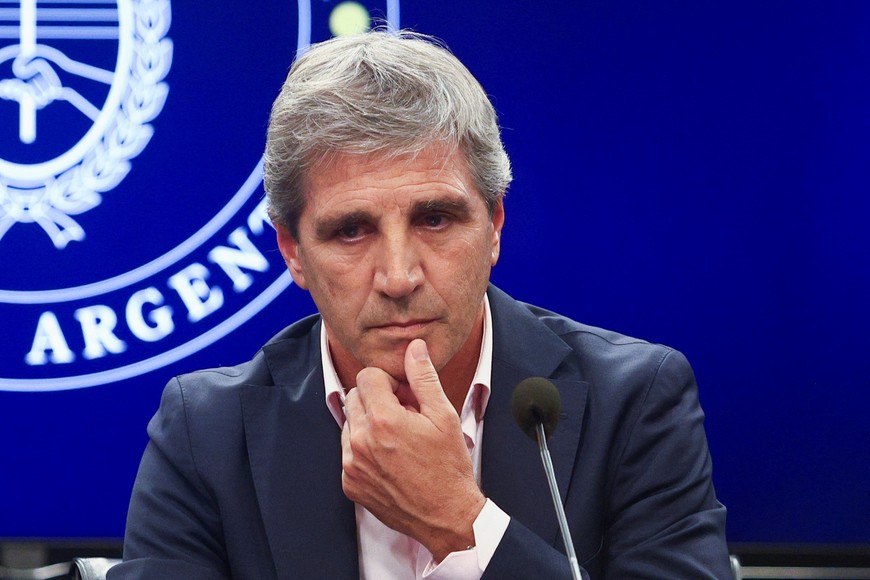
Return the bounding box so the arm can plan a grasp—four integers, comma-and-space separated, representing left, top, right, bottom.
239, 286, 589, 574
240, 319, 359, 579
482, 285, 589, 548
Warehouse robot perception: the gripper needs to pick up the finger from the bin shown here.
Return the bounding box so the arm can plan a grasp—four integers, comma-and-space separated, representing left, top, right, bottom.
343, 385, 365, 424
403, 339, 452, 415
340, 421, 356, 499
341, 418, 351, 459
394, 382, 421, 412
354, 366, 402, 414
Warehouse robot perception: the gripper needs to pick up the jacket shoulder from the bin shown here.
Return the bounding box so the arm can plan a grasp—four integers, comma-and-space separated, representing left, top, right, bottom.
520, 301, 683, 371
172, 313, 322, 393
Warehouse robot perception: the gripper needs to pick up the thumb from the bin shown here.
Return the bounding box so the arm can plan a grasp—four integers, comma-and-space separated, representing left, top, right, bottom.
404, 339, 452, 416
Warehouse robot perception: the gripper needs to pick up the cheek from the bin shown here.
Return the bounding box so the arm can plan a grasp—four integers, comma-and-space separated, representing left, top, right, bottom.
431, 241, 491, 315
300, 258, 363, 318
454, 236, 495, 282
429, 237, 490, 289
436, 231, 492, 266
305, 249, 366, 289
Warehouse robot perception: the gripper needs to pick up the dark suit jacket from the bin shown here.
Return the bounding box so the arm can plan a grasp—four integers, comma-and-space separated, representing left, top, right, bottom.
111, 286, 730, 579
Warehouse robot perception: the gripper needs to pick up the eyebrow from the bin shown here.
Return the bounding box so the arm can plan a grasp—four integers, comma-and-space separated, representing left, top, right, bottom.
412, 197, 473, 220
313, 210, 373, 240
311, 195, 475, 240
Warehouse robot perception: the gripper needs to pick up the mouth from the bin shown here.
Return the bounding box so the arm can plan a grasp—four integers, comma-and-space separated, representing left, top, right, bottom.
370, 318, 437, 333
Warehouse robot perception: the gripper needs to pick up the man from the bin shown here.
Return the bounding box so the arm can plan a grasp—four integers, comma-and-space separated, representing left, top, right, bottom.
112, 32, 730, 579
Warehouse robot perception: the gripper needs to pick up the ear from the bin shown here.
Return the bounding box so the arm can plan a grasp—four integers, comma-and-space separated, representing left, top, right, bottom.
489, 197, 505, 266
275, 223, 309, 290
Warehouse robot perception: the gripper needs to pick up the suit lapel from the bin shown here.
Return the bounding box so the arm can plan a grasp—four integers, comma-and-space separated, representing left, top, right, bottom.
240, 326, 359, 579
482, 287, 589, 549
236, 287, 587, 575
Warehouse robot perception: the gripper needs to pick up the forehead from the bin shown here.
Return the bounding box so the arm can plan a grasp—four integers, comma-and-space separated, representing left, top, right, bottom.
300, 147, 482, 216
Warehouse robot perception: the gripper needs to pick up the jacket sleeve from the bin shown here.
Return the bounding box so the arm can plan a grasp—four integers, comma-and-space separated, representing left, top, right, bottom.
483, 349, 730, 579
108, 378, 230, 580
482, 518, 591, 579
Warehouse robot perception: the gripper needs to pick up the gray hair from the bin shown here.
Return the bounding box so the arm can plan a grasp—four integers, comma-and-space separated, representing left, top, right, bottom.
263, 30, 512, 238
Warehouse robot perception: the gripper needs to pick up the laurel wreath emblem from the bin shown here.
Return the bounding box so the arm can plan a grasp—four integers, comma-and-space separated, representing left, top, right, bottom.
0, 0, 173, 249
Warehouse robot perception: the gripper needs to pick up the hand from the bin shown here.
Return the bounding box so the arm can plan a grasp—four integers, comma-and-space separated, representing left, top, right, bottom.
341, 339, 487, 561
13, 57, 62, 107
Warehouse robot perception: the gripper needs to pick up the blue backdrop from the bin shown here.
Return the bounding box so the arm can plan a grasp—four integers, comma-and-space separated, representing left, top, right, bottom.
1, 1, 868, 545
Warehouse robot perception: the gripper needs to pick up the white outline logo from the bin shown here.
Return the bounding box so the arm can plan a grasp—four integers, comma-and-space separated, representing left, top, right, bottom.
0, 0, 401, 392
0, 0, 172, 248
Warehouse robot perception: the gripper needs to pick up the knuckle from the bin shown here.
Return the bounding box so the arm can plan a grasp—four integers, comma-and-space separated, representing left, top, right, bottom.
367, 409, 392, 432
355, 368, 374, 386
356, 367, 386, 387
341, 472, 357, 500
341, 455, 357, 477
434, 411, 462, 434
348, 433, 372, 461
349, 436, 363, 456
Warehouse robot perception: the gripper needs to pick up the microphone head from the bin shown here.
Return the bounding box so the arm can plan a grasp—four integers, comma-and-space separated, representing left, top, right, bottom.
511, 377, 562, 441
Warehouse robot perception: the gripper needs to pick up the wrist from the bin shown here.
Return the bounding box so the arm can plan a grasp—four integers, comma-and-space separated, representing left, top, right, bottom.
426, 492, 487, 561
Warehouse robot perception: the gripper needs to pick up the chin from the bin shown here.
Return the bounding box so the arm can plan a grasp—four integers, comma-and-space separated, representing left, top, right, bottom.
359, 352, 407, 383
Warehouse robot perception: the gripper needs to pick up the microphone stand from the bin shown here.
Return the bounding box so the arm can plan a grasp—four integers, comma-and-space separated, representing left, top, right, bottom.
536, 422, 582, 580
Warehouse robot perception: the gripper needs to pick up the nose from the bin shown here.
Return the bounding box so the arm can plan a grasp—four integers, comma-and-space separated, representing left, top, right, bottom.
373, 231, 424, 299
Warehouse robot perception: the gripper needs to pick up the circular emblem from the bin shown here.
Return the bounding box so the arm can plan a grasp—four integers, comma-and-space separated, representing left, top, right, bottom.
0, 0, 400, 391
0, 0, 171, 249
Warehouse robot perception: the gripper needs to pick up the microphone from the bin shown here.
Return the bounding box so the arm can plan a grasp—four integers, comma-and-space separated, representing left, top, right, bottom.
511, 377, 562, 440
511, 378, 582, 580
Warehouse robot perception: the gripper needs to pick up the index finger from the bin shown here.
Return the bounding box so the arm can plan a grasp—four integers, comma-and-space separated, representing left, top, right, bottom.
353, 366, 402, 415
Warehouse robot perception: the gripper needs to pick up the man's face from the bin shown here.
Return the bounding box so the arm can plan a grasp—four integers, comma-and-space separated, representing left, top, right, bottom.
276, 146, 504, 384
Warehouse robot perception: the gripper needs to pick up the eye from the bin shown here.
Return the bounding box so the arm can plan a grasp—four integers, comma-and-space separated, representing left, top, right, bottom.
334, 222, 369, 241
421, 213, 448, 228
337, 224, 361, 239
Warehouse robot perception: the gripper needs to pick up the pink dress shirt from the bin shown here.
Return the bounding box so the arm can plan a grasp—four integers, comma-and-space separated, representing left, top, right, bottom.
322, 295, 510, 579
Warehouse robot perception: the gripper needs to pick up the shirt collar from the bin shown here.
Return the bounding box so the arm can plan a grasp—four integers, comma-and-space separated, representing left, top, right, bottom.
323, 294, 494, 427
